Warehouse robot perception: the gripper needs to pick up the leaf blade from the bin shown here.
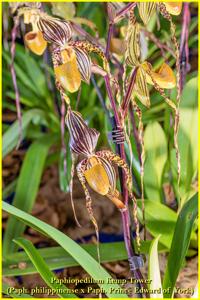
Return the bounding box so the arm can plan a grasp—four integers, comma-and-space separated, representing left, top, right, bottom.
3, 202, 129, 298
13, 238, 77, 298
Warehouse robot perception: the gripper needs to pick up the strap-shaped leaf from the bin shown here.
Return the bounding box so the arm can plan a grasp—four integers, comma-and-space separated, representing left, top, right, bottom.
74, 47, 92, 83
125, 21, 141, 66
137, 2, 156, 25
133, 67, 150, 108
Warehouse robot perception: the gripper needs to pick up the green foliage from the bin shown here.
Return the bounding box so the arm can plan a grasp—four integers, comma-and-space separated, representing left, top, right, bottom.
13, 238, 77, 298
3, 202, 128, 298
3, 135, 57, 255
3, 241, 167, 277
162, 193, 198, 298
137, 200, 176, 249
144, 122, 168, 202
171, 78, 198, 207
148, 235, 163, 298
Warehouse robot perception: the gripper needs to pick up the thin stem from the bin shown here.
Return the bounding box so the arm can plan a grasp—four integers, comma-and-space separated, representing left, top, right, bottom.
121, 67, 138, 118
121, 210, 149, 297
114, 3, 137, 23
105, 22, 114, 59
104, 73, 146, 294
10, 16, 22, 149
180, 3, 190, 92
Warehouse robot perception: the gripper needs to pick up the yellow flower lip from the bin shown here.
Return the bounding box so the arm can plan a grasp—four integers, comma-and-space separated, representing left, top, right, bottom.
142, 62, 176, 89
85, 163, 110, 195
164, 2, 182, 16
54, 48, 81, 93
24, 30, 47, 55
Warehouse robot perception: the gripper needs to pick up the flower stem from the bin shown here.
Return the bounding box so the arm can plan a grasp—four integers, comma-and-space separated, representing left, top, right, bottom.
10, 16, 22, 149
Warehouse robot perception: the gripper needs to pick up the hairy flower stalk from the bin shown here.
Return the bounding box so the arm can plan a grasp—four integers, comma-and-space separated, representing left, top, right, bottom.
104, 5, 147, 292
180, 3, 190, 92
158, 2, 181, 190
124, 6, 181, 240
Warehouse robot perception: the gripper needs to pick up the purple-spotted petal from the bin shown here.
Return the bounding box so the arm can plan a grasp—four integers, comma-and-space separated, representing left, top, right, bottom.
37, 14, 72, 46
66, 108, 100, 156
74, 47, 92, 83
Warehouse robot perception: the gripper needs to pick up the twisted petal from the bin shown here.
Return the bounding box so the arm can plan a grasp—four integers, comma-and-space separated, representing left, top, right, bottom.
66, 109, 99, 156
133, 67, 150, 108
125, 21, 141, 67
137, 2, 156, 25
142, 62, 176, 89
37, 14, 72, 46
74, 47, 92, 83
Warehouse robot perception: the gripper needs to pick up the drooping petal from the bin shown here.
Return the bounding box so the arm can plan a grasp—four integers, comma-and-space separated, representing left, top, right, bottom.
74, 47, 92, 83
164, 2, 182, 16
125, 21, 141, 67
133, 67, 150, 108
142, 62, 176, 89
65, 108, 100, 156
37, 14, 72, 46
137, 2, 156, 25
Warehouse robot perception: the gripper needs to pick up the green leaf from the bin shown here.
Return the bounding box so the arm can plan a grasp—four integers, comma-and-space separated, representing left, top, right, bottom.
3, 202, 128, 298
13, 238, 77, 298
3, 241, 167, 277
3, 109, 46, 158
171, 78, 198, 206
144, 122, 168, 202
137, 200, 176, 249
148, 235, 163, 298
2, 282, 33, 298
3, 135, 57, 255
162, 193, 198, 298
